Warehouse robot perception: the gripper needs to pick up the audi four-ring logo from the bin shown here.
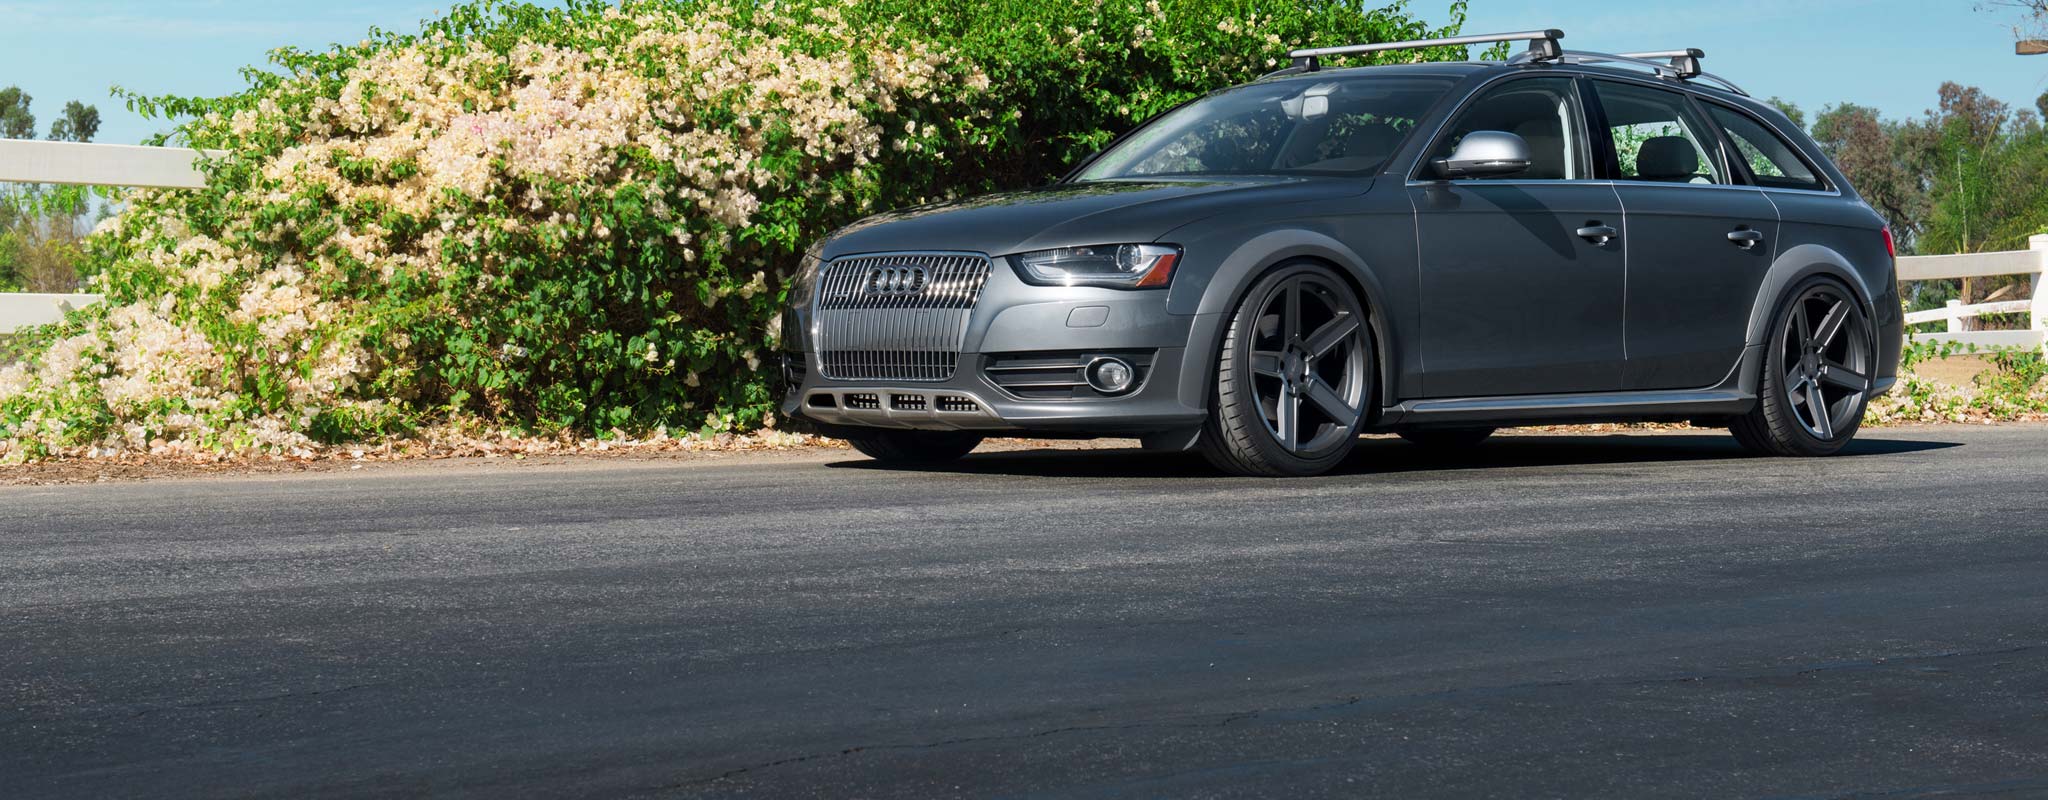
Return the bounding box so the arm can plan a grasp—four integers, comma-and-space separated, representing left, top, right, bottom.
865, 266, 928, 295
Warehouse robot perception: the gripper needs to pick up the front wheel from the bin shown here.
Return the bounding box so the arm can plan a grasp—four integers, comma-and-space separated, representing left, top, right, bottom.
844, 430, 983, 464
1731, 277, 1874, 457
1200, 263, 1374, 477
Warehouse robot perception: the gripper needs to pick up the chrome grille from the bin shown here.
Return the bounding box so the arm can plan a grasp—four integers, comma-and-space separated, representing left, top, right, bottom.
815, 253, 992, 382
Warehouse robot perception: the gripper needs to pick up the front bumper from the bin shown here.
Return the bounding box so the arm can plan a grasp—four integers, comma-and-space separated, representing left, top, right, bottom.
782, 261, 1207, 435
786, 346, 1201, 434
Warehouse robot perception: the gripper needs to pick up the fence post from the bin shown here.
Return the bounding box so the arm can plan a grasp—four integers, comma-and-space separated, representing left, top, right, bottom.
1945, 299, 1965, 333
2034, 234, 2048, 354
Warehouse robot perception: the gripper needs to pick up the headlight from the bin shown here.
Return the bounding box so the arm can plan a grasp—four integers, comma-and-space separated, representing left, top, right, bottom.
1009, 244, 1181, 289
785, 252, 823, 308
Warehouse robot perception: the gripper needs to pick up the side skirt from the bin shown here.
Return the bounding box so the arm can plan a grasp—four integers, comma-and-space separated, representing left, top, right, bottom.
1372, 388, 1757, 429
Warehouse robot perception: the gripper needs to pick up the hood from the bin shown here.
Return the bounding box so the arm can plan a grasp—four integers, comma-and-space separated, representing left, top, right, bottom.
817, 177, 1371, 259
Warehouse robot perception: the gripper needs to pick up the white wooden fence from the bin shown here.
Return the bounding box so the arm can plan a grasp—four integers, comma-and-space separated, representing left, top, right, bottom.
1897, 234, 2048, 352
1, 140, 213, 335
1, 139, 2045, 352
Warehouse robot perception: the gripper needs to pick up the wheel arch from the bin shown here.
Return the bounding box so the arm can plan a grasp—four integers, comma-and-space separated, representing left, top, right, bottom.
1743, 243, 1880, 349
1178, 230, 1399, 422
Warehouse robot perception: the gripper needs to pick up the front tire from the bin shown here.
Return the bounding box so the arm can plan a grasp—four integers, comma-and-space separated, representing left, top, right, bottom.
844, 430, 983, 464
1731, 277, 1874, 457
1200, 263, 1373, 477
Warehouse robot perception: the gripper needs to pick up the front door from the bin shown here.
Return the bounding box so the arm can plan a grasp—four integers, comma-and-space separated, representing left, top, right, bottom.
1409, 76, 1626, 398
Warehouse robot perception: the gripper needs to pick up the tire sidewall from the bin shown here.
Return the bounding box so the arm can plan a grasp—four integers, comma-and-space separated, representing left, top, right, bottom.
1214, 262, 1373, 474
1760, 275, 1873, 454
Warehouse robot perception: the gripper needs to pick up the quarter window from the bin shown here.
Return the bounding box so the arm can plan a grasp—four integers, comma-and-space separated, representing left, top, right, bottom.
1705, 104, 1827, 191
1429, 77, 1589, 181
1591, 81, 1728, 185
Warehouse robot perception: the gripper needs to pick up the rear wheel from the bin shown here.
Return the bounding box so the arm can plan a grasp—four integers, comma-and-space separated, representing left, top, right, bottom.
1200, 263, 1373, 477
1731, 278, 1874, 457
844, 430, 983, 464
1398, 427, 1496, 448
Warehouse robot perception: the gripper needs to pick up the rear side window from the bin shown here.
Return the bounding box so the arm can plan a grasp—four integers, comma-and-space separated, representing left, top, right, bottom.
1590, 80, 1728, 185
1704, 104, 1827, 191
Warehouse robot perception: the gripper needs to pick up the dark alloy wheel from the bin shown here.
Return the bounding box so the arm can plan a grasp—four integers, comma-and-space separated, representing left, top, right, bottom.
1201, 263, 1373, 477
1732, 278, 1874, 456
844, 430, 983, 464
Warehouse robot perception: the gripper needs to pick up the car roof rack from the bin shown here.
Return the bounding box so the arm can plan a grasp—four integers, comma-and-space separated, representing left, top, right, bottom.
1286, 29, 1565, 72
1510, 47, 1752, 96
1276, 29, 1750, 97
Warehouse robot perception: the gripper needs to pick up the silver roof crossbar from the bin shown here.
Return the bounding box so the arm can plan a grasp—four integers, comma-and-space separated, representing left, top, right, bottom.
1278, 29, 1749, 96
1619, 49, 1705, 78
1288, 29, 1564, 71
1512, 47, 1751, 96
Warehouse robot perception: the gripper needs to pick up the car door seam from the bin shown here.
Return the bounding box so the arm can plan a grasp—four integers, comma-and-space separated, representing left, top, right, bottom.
1610, 180, 1629, 363
1757, 189, 1784, 263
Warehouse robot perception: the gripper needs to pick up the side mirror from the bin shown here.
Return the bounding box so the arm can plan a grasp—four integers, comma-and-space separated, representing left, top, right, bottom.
1430, 131, 1532, 179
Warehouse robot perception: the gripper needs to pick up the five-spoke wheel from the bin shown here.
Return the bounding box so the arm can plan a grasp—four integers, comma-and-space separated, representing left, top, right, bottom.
1201, 263, 1372, 476
1733, 278, 1874, 456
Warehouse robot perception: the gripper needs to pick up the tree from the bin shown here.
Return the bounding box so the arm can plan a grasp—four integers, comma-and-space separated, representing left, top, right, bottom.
0, 91, 102, 292
1811, 103, 1925, 244
1765, 97, 1806, 130
1980, 1, 2048, 40
46, 101, 99, 143
0, 86, 35, 140
1912, 82, 2047, 257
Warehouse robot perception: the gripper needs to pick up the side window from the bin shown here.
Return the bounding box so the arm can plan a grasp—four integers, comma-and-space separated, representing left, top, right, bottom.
1591, 81, 1728, 185
1430, 77, 1588, 181
1705, 104, 1827, 191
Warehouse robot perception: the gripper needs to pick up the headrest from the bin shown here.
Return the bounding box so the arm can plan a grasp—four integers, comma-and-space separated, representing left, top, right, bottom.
1637, 136, 1699, 179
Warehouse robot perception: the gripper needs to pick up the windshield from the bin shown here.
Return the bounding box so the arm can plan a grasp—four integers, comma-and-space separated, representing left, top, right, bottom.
1075, 76, 1454, 181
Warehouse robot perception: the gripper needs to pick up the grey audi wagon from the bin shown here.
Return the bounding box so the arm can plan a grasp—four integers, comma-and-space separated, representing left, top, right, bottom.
780, 30, 1904, 476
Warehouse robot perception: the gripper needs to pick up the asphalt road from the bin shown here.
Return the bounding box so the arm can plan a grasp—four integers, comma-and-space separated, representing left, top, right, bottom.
6, 426, 2048, 798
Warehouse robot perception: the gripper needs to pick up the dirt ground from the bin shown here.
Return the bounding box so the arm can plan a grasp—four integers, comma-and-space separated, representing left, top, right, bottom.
1912, 354, 1997, 387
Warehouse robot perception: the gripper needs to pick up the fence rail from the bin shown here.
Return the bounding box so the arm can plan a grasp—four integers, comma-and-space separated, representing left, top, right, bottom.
1894, 234, 2048, 353
0, 139, 216, 189
2, 141, 216, 337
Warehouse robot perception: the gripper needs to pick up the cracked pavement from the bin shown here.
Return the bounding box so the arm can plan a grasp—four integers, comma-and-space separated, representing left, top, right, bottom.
5, 425, 2048, 797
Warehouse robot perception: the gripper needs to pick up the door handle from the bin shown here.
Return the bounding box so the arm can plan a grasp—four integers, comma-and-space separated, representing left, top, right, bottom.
1576, 224, 1618, 245
1727, 228, 1765, 249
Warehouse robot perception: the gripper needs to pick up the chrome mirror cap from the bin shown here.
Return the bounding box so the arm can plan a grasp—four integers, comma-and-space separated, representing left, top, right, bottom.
1431, 130, 1533, 179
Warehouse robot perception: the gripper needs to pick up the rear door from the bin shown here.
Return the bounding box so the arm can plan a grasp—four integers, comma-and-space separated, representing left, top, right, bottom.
1587, 79, 1779, 391
1408, 76, 1626, 398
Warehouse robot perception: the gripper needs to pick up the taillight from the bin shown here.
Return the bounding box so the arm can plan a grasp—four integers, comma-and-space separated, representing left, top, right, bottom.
1881, 226, 1896, 259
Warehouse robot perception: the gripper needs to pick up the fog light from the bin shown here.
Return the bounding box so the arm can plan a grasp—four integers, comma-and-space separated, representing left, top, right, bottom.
1086, 357, 1137, 395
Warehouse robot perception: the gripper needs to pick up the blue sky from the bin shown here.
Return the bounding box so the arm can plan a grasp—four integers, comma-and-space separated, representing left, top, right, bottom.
1462, 0, 2047, 121
1, 0, 2044, 145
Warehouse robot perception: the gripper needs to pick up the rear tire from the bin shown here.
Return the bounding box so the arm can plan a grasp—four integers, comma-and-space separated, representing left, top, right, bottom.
1200, 263, 1373, 477
844, 430, 983, 464
1731, 277, 1874, 457
1398, 427, 1496, 448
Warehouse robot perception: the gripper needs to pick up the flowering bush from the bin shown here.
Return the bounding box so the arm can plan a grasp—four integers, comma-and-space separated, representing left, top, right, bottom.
0, 0, 1469, 461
